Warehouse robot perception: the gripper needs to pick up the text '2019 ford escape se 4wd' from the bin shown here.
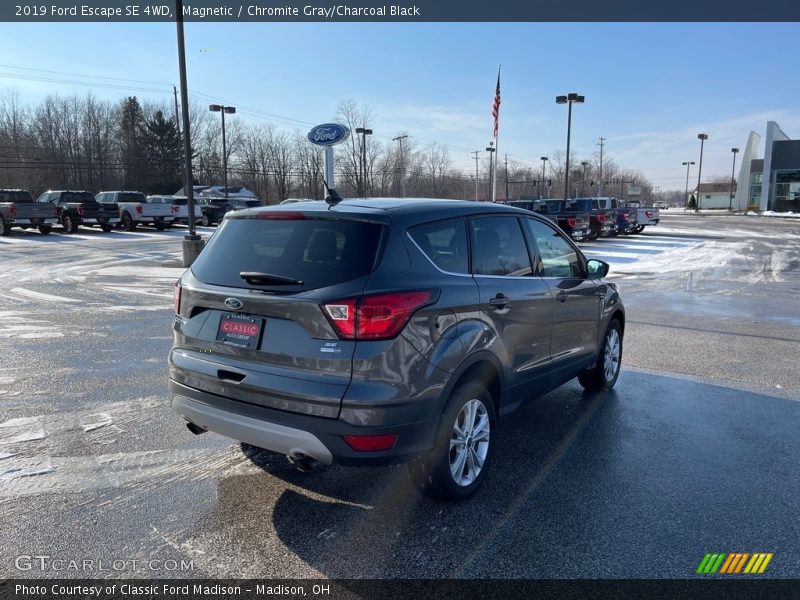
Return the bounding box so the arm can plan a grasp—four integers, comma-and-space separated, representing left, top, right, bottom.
169, 198, 624, 501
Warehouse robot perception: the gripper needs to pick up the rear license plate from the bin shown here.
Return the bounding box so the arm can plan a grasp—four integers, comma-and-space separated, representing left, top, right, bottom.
216, 313, 263, 348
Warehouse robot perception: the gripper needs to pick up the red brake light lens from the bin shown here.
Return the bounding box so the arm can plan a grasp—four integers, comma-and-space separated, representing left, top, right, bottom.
342, 434, 398, 452
257, 212, 305, 220
77, 206, 85, 217
173, 281, 182, 315
135, 205, 143, 214
9, 206, 16, 218
322, 290, 436, 341
567, 218, 576, 228
597, 214, 605, 223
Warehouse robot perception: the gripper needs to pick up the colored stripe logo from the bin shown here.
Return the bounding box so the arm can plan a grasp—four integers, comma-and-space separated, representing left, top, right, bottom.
697, 552, 773, 574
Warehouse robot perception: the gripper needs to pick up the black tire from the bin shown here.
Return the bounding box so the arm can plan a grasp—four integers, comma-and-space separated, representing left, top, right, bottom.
38, 225, 52, 235
200, 214, 212, 227
635, 225, 645, 233
407, 380, 497, 502
121, 212, 136, 231
101, 224, 113, 233
154, 222, 167, 231
587, 231, 600, 241
579, 319, 623, 392
62, 214, 78, 233
0, 216, 11, 236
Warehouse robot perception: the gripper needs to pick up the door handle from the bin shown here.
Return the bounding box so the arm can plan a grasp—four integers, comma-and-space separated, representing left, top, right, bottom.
556, 290, 567, 303
489, 294, 509, 309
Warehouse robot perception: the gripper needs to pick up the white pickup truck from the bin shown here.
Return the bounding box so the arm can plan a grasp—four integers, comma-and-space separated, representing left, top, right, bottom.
626, 204, 660, 233
147, 195, 202, 226
95, 191, 175, 231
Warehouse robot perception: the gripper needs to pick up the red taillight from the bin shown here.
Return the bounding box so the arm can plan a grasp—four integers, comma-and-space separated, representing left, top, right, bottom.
621, 212, 629, 221
9, 206, 16, 218
173, 281, 182, 315
172, 205, 179, 214
567, 218, 576, 228
342, 434, 398, 452
257, 212, 305, 220
645, 210, 654, 218
135, 205, 143, 214
597, 214, 605, 223
77, 206, 85, 217
322, 290, 436, 341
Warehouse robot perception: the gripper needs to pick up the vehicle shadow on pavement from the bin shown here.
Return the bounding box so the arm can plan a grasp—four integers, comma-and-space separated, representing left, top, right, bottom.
230, 384, 615, 577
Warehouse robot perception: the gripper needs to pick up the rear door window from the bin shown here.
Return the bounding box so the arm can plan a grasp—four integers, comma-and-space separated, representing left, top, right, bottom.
409, 219, 469, 274
191, 216, 384, 291
470, 216, 533, 277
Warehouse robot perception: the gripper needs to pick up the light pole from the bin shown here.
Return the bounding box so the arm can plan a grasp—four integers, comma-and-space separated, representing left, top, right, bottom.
209, 104, 236, 203
580, 160, 589, 196
485, 142, 496, 201
556, 93, 585, 200
355, 127, 373, 198
696, 133, 708, 211
392, 134, 408, 197
729, 147, 739, 210
540, 156, 548, 199
682, 161, 695, 209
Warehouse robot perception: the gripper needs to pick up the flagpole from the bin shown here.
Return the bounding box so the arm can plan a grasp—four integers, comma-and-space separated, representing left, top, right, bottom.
492, 65, 501, 203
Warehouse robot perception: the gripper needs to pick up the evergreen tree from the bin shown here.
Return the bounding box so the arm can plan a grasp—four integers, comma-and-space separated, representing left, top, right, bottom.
145, 110, 182, 193
119, 97, 147, 189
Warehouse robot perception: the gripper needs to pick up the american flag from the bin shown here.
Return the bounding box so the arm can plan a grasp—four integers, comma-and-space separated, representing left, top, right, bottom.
492, 69, 501, 138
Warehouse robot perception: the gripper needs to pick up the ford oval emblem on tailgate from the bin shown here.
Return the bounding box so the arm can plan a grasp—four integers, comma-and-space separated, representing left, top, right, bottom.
224, 298, 243, 310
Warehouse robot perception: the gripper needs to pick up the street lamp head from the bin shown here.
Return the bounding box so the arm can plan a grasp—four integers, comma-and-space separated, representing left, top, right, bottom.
698, 133, 708, 140
555, 95, 567, 104
208, 104, 222, 112
568, 93, 585, 103
541, 156, 548, 162
356, 127, 373, 135
731, 147, 739, 153
223, 106, 236, 114
355, 127, 365, 134
581, 161, 589, 167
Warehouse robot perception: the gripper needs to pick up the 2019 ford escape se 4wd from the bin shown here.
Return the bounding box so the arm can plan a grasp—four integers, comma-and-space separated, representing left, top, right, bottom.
169, 198, 624, 501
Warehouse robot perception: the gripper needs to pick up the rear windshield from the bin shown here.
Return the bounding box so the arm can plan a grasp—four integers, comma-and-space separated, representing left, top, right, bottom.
119, 192, 146, 203
567, 200, 593, 211
0, 191, 33, 203
147, 196, 173, 204
63, 192, 95, 203
191, 217, 384, 291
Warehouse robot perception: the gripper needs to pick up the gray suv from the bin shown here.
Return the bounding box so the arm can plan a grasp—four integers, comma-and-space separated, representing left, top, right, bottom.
169, 198, 624, 501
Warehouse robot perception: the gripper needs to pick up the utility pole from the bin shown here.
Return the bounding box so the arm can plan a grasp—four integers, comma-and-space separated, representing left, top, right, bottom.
173, 85, 182, 145
392, 134, 408, 197
597, 137, 605, 196
471, 151, 480, 201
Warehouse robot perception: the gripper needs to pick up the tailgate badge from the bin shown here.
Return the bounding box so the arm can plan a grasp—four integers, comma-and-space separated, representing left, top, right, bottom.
224, 298, 244, 310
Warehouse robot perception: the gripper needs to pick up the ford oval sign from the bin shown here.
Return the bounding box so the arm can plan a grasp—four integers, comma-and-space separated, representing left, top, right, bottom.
307, 123, 350, 147
224, 297, 244, 311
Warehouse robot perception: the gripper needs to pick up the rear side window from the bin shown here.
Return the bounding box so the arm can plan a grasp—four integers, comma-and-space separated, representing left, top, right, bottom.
409, 219, 469, 274
191, 217, 384, 291
470, 216, 532, 277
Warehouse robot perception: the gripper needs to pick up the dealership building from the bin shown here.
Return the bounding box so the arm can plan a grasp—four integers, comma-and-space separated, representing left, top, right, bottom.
734, 121, 800, 212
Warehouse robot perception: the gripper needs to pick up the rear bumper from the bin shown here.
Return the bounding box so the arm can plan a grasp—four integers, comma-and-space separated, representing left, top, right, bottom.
169, 379, 437, 466
81, 217, 121, 225
10, 218, 57, 225
135, 216, 175, 222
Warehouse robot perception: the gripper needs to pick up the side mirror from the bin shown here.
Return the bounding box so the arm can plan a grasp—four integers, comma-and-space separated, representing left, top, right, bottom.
587, 259, 610, 279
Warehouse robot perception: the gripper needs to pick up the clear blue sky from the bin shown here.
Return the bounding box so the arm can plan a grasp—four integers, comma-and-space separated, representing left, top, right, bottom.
1, 22, 798, 190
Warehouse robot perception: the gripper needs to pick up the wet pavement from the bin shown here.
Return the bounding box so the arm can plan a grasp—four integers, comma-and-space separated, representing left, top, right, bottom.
0, 214, 798, 579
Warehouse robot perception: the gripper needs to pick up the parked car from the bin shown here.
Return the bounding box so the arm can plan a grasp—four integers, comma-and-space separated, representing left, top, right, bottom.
95, 191, 175, 231
197, 197, 229, 226
169, 198, 625, 501
567, 198, 617, 240
35, 190, 120, 233
507, 199, 591, 242
147, 195, 202, 226
593, 197, 639, 236
653, 201, 669, 210
226, 198, 261, 211
0, 189, 58, 235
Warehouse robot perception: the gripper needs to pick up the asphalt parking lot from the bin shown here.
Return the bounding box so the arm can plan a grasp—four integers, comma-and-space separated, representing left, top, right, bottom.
0, 213, 798, 579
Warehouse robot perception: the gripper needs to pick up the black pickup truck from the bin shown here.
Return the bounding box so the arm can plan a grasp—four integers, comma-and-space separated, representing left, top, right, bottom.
568, 198, 618, 240
35, 190, 121, 233
508, 199, 591, 242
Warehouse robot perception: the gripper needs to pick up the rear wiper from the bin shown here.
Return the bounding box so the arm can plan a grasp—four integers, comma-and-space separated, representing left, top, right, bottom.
240, 271, 303, 286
